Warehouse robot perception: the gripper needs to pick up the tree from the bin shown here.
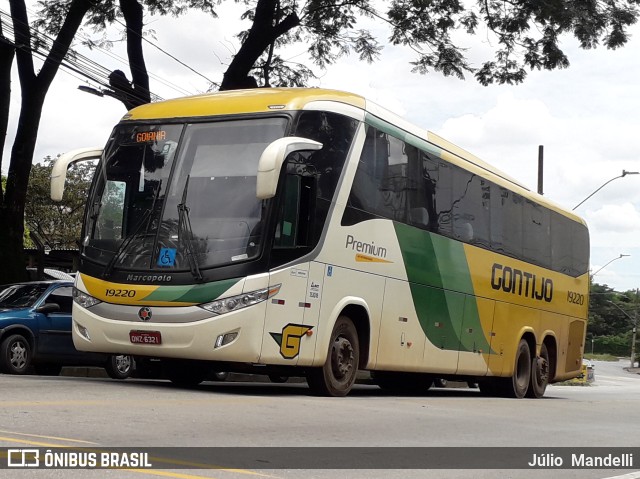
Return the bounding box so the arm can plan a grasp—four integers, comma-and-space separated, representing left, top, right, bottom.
0, 0, 97, 285
25, 157, 95, 250
588, 282, 640, 356
3, 0, 640, 285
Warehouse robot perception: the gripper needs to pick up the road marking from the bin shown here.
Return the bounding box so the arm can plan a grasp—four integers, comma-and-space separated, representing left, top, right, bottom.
0, 435, 65, 448
0, 429, 97, 444
0, 397, 263, 407
600, 473, 640, 479
127, 469, 276, 479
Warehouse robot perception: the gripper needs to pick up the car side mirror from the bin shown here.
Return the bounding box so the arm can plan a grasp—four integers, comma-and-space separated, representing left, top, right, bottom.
36, 303, 61, 314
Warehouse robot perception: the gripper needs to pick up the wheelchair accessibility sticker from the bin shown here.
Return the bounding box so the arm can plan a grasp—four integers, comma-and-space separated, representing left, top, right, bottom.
157, 247, 177, 267
270, 323, 314, 359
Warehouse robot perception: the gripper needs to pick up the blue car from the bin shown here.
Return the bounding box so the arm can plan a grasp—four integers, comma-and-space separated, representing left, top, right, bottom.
0, 280, 132, 379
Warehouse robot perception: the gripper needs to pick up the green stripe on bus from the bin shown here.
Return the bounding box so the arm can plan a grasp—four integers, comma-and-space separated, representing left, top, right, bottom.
394, 223, 493, 354
144, 278, 241, 304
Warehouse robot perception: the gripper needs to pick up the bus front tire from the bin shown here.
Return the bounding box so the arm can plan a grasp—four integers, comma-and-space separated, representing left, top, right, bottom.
306, 316, 359, 397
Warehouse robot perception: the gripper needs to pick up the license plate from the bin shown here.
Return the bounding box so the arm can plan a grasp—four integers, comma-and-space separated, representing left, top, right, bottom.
129, 330, 162, 345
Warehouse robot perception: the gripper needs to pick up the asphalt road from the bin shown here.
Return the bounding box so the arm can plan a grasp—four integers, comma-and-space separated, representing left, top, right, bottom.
1, 360, 640, 479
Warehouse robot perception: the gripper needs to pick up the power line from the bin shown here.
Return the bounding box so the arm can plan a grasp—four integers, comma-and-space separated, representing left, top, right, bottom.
1, 8, 164, 102
85, 0, 216, 86
19, 1, 194, 96
74, 31, 194, 97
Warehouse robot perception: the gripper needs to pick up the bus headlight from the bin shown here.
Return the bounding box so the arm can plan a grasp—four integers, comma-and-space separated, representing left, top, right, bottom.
73, 288, 102, 309
200, 284, 281, 316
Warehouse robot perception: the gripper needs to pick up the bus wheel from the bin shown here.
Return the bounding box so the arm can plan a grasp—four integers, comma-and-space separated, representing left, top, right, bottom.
307, 316, 359, 397
526, 343, 550, 398
508, 339, 531, 398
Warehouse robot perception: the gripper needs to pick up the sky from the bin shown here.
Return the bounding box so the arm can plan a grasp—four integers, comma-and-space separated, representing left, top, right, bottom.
3, 1, 640, 292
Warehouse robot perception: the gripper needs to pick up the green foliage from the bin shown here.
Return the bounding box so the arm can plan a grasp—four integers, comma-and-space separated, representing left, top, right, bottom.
583, 353, 618, 362
36, 0, 639, 90
25, 156, 95, 249
588, 282, 639, 357
389, 0, 640, 85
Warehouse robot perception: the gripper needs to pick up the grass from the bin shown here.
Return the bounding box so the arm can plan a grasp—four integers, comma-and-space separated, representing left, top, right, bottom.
583, 353, 619, 361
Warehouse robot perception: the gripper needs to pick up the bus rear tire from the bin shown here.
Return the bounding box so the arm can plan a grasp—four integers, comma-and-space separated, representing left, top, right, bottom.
508, 339, 531, 398
306, 316, 359, 397
526, 343, 549, 398
480, 339, 531, 398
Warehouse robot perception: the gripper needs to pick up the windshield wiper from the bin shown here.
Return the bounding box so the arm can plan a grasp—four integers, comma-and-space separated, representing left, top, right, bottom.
177, 175, 203, 282
102, 181, 162, 278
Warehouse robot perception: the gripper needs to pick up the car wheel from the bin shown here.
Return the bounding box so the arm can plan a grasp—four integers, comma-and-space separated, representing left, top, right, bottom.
105, 354, 133, 380
433, 378, 447, 388
0, 334, 32, 374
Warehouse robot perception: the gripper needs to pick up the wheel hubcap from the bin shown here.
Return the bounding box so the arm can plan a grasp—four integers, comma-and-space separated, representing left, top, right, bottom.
10, 342, 27, 370
331, 337, 354, 380
115, 355, 131, 374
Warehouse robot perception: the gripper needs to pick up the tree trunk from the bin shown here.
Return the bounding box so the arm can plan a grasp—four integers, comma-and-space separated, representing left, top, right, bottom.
0, 91, 46, 285
0, 0, 92, 285
108, 0, 150, 109
220, 0, 299, 90
0, 28, 16, 188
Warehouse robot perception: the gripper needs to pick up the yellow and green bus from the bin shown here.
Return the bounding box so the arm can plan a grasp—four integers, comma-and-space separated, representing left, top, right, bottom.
51, 88, 589, 397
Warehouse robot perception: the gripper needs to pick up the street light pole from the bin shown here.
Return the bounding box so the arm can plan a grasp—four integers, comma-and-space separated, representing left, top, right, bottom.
607, 300, 638, 368
632, 324, 637, 369
573, 170, 640, 210
591, 254, 630, 277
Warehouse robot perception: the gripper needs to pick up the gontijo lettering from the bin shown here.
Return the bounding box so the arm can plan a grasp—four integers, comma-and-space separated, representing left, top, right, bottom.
491, 263, 553, 302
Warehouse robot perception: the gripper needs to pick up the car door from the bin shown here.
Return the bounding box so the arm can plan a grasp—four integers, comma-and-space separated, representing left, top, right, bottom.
36, 285, 77, 360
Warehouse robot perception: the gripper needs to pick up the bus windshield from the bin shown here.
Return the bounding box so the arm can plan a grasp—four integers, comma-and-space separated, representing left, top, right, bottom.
83, 117, 288, 272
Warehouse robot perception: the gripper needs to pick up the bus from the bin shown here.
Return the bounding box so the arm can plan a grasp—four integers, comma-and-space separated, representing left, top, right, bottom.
51, 88, 590, 397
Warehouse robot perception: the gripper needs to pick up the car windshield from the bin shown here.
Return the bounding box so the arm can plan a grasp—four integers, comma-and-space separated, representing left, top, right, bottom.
0, 283, 49, 308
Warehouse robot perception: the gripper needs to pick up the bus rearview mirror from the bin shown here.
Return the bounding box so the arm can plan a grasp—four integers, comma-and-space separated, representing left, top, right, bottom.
256, 137, 322, 199
51, 147, 103, 201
